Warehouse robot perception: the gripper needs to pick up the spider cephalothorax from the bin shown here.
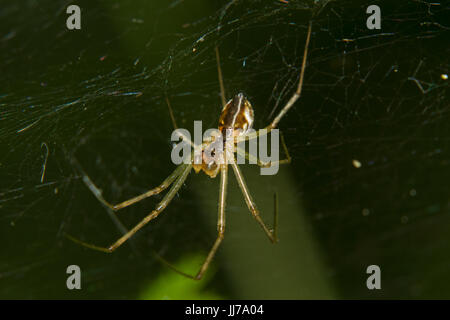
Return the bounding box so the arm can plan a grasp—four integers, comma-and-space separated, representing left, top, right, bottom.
192, 142, 221, 178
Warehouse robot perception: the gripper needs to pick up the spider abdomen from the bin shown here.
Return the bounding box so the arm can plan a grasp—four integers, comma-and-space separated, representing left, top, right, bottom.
218, 93, 254, 139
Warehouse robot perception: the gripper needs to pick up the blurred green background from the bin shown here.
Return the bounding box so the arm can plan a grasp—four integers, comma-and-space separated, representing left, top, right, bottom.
0, 0, 449, 299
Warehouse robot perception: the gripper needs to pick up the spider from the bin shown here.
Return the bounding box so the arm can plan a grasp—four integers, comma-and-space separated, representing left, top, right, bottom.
66, 21, 312, 280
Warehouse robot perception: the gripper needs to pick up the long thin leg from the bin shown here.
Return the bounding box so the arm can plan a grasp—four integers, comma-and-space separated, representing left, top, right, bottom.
111, 165, 186, 211
237, 125, 287, 143
146, 164, 228, 281
268, 21, 312, 129
273, 192, 278, 242
230, 162, 277, 243
165, 95, 178, 130
195, 163, 227, 280
215, 46, 227, 107
74, 159, 186, 212
164, 97, 197, 149
68, 155, 142, 254
236, 130, 291, 168
65, 164, 193, 253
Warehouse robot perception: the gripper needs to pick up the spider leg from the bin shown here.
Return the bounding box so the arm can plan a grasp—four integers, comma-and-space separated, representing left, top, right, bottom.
273, 192, 279, 242
72, 155, 187, 212
112, 164, 188, 211
215, 46, 227, 107
195, 163, 227, 280
150, 250, 198, 280
231, 162, 277, 243
164, 97, 197, 149
236, 130, 291, 168
165, 95, 178, 130
268, 21, 312, 129
65, 164, 192, 253
144, 164, 228, 281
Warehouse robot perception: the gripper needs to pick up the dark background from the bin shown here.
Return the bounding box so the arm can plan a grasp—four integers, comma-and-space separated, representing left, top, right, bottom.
0, 0, 449, 299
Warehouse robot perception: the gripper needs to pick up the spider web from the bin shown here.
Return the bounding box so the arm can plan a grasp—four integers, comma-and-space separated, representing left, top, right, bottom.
0, 0, 449, 299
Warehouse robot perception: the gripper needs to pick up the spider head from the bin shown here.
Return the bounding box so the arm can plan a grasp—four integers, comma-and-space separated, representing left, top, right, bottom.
218, 92, 254, 140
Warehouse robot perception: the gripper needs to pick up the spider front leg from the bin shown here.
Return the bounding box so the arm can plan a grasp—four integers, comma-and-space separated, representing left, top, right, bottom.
268, 21, 312, 130
65, 164, 192, 253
